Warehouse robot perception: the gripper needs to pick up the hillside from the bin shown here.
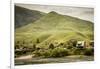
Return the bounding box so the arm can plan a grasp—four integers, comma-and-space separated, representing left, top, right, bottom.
15, 11, 94, 48
15, 5, 45, 28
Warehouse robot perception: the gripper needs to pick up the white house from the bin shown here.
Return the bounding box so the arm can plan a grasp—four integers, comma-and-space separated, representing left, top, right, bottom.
76, 41, 85, 48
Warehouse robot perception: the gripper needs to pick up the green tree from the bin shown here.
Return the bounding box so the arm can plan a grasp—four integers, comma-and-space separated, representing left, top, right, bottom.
49, 43, 54, 49
33, 44, 36, 50
16, 41, 20, 44
36, 38, 40, 43
69, 39, 77, 47
23, 40, 25, 44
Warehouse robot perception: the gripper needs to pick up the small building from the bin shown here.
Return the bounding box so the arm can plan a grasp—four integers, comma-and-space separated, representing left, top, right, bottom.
76, 41, 86, 48
89, 40, 94, 47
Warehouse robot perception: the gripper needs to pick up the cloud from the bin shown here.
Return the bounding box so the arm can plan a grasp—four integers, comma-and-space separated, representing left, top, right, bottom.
15, 3, 94, 22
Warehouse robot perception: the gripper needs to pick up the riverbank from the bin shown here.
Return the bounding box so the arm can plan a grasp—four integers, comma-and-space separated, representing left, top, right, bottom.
15, 55, 94, 65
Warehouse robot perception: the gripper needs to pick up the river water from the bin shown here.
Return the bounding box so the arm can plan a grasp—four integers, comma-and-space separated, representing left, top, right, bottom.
15, 55, 94, 65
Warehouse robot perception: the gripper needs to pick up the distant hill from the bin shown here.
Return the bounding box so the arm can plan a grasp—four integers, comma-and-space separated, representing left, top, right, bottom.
15, 5, 45, 28
15, 10, 94, 48
16, 11, 93, 32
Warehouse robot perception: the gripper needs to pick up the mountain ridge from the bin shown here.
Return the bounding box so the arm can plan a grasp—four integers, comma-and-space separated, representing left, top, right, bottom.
15, 5, 45, 28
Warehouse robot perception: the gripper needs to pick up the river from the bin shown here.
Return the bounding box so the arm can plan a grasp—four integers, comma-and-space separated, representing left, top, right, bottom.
15, 55, 94, 65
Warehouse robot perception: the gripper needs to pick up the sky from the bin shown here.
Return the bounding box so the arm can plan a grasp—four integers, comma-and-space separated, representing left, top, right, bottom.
15, 3, 94, 22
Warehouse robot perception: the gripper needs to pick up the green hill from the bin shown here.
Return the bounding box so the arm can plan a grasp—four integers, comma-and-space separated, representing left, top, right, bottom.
15, 5, 45, 28
15, 11, 94, 48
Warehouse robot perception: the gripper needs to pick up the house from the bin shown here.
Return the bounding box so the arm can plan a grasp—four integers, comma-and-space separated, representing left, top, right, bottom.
89, 40, 94, 47
76, 41, 86, 48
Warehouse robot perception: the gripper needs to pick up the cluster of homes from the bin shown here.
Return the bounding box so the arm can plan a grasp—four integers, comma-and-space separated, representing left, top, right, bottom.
76, 40, 94, 48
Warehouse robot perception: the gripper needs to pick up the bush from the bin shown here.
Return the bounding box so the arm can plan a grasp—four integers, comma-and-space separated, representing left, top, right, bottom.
84, 48, 94, 56
42, 49, 52, 58
73, 48, 85, 55
51, 48, 69, 57
67, 45, 73, 49
34, 48, 69, 58
68, 39, 77, 47
72, 47, 94, 56
33, 50, 42, 57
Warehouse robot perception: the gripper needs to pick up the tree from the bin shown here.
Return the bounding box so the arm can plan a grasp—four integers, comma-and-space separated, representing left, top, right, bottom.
16, 41, 20, 44
33, 44, 36, 50
36, 38, 40, 43
49, 43, 54, 49
23, 40, 25, 44
15, 44, 19, 49
69, 39, 77, 47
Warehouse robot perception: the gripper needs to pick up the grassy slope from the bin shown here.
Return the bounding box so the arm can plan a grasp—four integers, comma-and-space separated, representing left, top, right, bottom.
15, 6, 45, 28
15, 11, 94, 48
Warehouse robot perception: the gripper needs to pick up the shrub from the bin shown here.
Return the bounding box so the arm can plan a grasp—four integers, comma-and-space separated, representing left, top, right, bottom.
72, 47, 94, 56
68, 39, 77, 47
84, 48, 94, 56
33, 50, 42, 57
67, 45, 73, 49
35, 48, 70, 58
42, 49, 52, 58
15, 44, 20, 49
73, 48, 84, 55
51, 48, 69, 57
15, 51, 23, 56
